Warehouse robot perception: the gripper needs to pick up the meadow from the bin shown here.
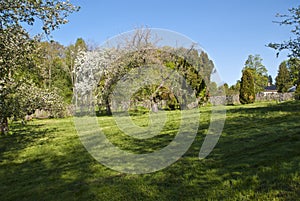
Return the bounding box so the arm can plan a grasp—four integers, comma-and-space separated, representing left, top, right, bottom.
0, 101, 300, 201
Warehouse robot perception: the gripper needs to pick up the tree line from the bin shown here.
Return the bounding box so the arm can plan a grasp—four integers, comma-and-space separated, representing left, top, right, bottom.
237, 4, 300, 104
224, 54, 300, 105
0, 1, 300, 133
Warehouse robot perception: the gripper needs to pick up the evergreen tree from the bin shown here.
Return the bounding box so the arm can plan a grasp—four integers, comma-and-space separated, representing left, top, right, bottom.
239, 69, 255, 104
275, 61, 292, 92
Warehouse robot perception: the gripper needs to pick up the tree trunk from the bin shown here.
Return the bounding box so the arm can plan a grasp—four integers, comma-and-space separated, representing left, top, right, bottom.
105, 99, 112, 115
0, 117, 8, 134
151, 98, 158, 113
152, 103, 158, 113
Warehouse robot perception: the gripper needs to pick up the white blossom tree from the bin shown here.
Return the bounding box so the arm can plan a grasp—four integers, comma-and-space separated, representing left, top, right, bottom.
74, 29, 215, 115
74, 48, 118, 114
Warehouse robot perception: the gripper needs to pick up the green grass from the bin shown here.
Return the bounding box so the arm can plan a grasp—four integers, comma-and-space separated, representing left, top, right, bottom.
0, 101, 300, 200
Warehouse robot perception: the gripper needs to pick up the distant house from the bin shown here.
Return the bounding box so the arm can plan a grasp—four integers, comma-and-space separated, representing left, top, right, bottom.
263, 85, 277, 95
288, 85, 296, 92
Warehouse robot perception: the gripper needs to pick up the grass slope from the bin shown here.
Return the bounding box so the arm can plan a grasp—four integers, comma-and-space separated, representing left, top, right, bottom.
0, 101, 299, 200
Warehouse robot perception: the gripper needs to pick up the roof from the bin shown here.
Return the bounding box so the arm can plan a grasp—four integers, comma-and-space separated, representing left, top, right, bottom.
264, 85, 277, 91
288, 86, 296, 92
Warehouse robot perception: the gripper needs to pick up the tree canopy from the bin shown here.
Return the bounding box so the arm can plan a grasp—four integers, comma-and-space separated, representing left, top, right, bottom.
275, 61, 292, 93
74, 29, 215, 115
243, 54, 268, 93
0, 0, 79, 133
268, 5, 300, 59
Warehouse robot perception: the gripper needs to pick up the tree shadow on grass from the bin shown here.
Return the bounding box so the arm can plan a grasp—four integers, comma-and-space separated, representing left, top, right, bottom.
100, 101, 300, 200
0, 122, 53, 154
0, 101, 299, 200
194, 101, 300, 200
0, 119, 104, 201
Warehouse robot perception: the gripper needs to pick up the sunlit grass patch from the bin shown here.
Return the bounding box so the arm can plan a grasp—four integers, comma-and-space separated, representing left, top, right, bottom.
0, 101, 299, 200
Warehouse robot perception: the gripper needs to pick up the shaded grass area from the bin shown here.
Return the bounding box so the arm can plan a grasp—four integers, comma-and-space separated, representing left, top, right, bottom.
0, 101, 300, 200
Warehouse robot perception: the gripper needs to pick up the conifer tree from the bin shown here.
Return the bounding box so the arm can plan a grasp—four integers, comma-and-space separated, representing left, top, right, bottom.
239, 69, 255, 104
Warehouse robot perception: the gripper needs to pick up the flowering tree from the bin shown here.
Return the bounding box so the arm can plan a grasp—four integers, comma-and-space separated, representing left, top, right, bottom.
14, 83, 66, 118
74, 48, 118, 114
0, 0, 79, 133
74, 29, 215, 115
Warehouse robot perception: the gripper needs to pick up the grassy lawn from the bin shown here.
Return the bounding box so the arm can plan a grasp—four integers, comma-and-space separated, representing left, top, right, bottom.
0, 101, 300, 200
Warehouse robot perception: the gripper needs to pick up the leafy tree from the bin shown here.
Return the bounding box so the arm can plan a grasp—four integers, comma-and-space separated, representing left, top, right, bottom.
227, 81, 241, 95
268, 5, 300, 58
275, 61, 292, 92
295, 85, 300, 100
223, 83, 229, 95
65, 38, 87, 86
287, 58, 300, 86
239, 69, 255, 104
75, 29, 215, 114
65, 38, 88, 104
14, 83, 66, 119
268, 5, 300, 98
243, 54, 268, 93
0, 0, 79, 133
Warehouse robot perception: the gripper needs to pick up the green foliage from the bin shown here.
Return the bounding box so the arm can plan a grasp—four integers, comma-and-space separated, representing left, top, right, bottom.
0, 0, 80, 34
243, 54, 268, 93
95, 38, 214, 113
295, 85, 300, 100
268, 5, 300, 58
239, 69, 255, 104
269, 5, 300, 97
0, 0, 79, 133
35, 41, 76, 103
226, 81, 241, 96
287, 58, 300, 86
275, 61, 292, 92
14, 83, 66, 118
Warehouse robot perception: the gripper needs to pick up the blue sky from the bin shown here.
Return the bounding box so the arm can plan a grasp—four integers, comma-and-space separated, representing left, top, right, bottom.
30, 0, 299, 85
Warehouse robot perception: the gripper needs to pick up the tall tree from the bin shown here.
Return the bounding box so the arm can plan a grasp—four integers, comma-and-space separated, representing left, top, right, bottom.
0, 0, 79, 133
65, 38, 87, 99
275, 61, 292, 92
239, 69, 255, 104
36, 41, 65, 88
243, 54, 268, 93
287, 58, 300, 86
75, 29, 214, 115
268, 5, 300, 98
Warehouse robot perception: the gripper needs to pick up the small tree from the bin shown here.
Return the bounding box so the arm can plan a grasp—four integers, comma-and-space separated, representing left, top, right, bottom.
239, 69, 255, 104
275, 61, 292, 92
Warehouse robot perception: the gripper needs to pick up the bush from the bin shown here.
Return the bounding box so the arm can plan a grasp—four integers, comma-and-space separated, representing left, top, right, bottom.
14, 83, 67, 119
